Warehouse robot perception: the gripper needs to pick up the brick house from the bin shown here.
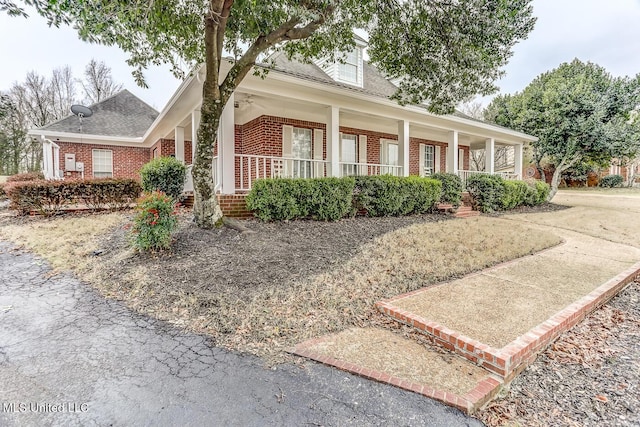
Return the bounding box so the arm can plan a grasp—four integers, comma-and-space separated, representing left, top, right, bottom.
33, 38, 537, 201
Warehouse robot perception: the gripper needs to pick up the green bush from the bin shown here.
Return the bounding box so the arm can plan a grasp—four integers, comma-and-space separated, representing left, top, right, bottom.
466, 174, 505, 212
140, 157, 186, 200
501, 180, 530, 210
430, 173, 463, 207
354, 175, 441, 217
467, 174, 550, 212
532, 180, 550, 203
598, 174, 623, 188
4, 178, 141, 216
6, 172, 44, 183
246, 177, 355, 221
132, 191, 179, 251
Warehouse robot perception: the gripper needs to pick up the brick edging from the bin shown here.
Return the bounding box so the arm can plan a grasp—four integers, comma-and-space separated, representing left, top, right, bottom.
377, 260, 640, 380
291, 338, 503, 414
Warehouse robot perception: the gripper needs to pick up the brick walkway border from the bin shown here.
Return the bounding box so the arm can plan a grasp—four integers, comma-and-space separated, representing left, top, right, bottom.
292, 337, 502, 414
376, 260, 640, 381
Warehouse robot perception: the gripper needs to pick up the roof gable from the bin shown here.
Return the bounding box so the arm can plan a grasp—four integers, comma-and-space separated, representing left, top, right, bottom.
40, 89, 159, 138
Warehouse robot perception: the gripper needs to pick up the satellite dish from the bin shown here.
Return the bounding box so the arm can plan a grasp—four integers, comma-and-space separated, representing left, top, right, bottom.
71, 104, 93, 118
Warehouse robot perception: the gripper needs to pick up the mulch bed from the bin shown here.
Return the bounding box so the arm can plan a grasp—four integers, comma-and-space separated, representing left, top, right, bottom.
99, 212, 448, 295
477, 282, 640, 426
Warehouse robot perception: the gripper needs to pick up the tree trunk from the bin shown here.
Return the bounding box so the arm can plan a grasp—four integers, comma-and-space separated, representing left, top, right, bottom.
548, 165, 567, 201
192, 100, 224, 229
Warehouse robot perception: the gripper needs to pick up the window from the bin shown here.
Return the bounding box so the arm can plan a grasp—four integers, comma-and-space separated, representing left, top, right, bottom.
341, 134, 358, 176
338, 49, 359, 84
152, 147, 159, 159
292, 127, 312, 178
423, 145, 435, 175
92, 149, 113, 178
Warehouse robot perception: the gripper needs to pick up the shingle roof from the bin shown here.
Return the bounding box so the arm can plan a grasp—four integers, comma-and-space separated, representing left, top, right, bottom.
39, 90, 159, 138
268, 52, 399, 99
267, 53, 493, 124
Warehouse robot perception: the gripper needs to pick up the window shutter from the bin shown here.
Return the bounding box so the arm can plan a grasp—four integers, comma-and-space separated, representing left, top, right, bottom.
435, 146, 441, 173
282, 125, 293, 157
358, 135, 367, 164
339, 132, 343, 162
419, 143, 426, 177
313, 129, 324, 177
313, 129, 324, 160
459, 148, 465, 171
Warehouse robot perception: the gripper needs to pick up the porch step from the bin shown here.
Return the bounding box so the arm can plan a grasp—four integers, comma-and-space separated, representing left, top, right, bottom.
181, 192, 195, 208
453, 205, 480, 218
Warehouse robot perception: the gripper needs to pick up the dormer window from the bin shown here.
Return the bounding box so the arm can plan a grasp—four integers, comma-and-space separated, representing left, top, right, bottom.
338, 49, 359, 84
311, 34, 367, 88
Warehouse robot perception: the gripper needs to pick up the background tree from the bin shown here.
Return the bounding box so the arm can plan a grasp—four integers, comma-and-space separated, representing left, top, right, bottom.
81, 59, 124, 104
20, 0, 535, 228
0, 61, 123, 173
485, 59, 625, 199
0, 94, 28, 174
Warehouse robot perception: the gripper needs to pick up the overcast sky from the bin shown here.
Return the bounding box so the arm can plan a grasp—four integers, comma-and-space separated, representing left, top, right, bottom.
1, 0, 639, 111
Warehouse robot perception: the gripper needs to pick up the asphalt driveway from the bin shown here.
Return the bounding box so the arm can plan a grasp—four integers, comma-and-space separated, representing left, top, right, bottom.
0, 242, 480, 427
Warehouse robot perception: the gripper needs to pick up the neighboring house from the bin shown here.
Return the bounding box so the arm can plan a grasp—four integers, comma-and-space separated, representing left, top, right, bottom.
607, 158, 640, 186
32, 38, 537, 210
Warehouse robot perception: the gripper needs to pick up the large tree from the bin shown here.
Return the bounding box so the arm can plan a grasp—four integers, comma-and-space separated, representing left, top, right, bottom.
486, 59, 628, 199
82, 59, 124, 104
14, 0, 535, 227
0, 94, 28, 174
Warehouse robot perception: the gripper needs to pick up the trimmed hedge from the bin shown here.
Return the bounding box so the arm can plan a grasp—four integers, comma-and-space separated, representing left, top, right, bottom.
354, 175, 441, 216
246, 177, 355, 221
430, 173, 463, 207
5, 178, 142, 216
246, 175, 442, 221
6, 172, 44, 183
467, 174, 549, 212
598, 174, 623, 188
140, 157, 186, 200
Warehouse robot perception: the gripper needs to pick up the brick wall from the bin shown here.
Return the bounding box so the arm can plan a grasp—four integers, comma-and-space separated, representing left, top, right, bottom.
56, 141, 150, 180
218, 194, 252, 218
235, 115, 469, 175
151, 138, 193, 165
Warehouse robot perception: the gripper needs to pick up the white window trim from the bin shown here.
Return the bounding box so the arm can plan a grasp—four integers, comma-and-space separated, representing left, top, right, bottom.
424, 145, 435, 176
92, 149, 113, 178
336, 47, 362, 87
380, 139, 399, 166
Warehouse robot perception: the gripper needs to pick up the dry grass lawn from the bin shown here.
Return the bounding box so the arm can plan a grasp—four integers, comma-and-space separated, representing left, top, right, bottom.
507, 190, 640, 248
0, 212, 127, 272
0, 212, 561, 360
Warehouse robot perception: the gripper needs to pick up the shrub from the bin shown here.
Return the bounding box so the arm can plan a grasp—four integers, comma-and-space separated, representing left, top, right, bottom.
6, 172, 44, 183
466, 174, 505, 212
501, 180, 530, 210
140, 157, 186, 200
246, 177, 355, 221
354, 175, 441, 217
430, 173, 463, 207
132, 191, 179, 251
598, 174, 623, 188
4, 178, 141, 216
532, 180, 550, 203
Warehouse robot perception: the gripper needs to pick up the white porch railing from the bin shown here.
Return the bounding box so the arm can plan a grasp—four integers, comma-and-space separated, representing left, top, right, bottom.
236, 154, 329, 191
183, 158, 221, 194
458, 170, 521, 187
339, 162, 403, 177
184, 165, 194, 193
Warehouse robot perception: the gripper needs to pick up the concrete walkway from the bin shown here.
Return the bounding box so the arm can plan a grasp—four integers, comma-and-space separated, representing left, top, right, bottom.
296, 192, 640, 412
0, 242, 480, 427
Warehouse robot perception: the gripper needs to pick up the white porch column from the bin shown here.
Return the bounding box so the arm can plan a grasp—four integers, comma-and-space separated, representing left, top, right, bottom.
447, 131, 459, 174
485, 138, 495, 174
41, 138, 52, 179
220, 92, 235, 194
398, 120, 410, 177
326, 105, 340, 177
53, 144, 60, 179
191, 107, 200, 164
514, 143, 523, 179
174, 126, 185, 162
